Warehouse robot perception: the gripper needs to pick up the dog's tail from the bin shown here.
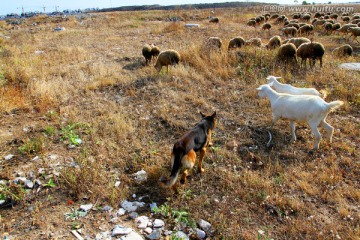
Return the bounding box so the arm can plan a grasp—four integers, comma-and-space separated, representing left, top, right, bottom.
160, 151, 183, 187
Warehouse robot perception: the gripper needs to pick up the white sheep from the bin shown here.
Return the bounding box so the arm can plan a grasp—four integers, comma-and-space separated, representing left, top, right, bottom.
266, 76, 321, 97
256, 83, 343, 150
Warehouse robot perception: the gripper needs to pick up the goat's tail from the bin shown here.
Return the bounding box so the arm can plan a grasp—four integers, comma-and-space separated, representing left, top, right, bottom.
327, 100, 344, 111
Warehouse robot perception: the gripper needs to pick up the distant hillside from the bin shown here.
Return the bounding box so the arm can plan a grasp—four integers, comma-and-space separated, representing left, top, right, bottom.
97, 2, 269, 12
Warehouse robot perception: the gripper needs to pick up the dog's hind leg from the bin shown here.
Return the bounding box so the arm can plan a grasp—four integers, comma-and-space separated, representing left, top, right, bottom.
198, 148, 207, 173
180, 150, 196, 184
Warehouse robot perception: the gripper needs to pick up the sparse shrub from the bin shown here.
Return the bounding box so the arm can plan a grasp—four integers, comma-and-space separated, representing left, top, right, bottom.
18, 137, 45, 155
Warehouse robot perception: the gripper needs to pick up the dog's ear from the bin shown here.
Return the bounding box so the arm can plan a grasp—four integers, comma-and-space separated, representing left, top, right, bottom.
200, 111, 206, 118
211, 111, 217, 118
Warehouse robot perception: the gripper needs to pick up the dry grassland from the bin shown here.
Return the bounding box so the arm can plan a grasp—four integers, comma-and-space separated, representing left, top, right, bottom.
0, 5, 359, 239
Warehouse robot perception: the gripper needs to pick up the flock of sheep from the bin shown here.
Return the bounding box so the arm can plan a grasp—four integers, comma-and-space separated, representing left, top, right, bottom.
138, 10, 355, 149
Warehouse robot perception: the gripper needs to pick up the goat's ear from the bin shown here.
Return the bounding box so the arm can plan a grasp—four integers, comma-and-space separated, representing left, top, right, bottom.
200, 111, 206, 118
275, 77, 282, 79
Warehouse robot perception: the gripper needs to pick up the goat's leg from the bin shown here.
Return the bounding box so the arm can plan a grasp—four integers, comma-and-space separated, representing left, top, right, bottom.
198, 148, 206, 173
290, 121, 296, 142
309, 121, 321, 150
321, 118, 334, 143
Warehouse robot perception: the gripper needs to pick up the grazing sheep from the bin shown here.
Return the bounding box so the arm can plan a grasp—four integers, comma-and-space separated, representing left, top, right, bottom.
142, 44, 160, 65
342, 16, 350, 22
270, 14, 279, 20
347, 27, 360, 42
247, 20, 257, 28
287, 23, 300, 30
330, 14, 338, 20
337, 24, 357, 36
296, 42, 325, 68
275, 43, 297, 65
332, 44, 353, 57
287, 37, 311, 48
262, 23, 272, 31
244, 38, 262, 47
266, 76, 321, 96
298, 24, 314, 36
209, 17, 219, 23
206, 37, 222, 50
351, 19, 360, 24
228, 37, 245, 50
265, 35, 281, 49
256, 83, 343, 150
154, 50, 181, 73
150, 46, 160, 58
142, 44, 152, 65
313, 19, 326, 26
301, 14, 311, 22
323, 22, 333, 34
332, 23, 341, 32
282, 27, 297, 37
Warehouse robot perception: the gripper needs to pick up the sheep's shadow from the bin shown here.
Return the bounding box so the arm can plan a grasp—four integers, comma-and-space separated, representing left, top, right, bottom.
116, 56, 146, 71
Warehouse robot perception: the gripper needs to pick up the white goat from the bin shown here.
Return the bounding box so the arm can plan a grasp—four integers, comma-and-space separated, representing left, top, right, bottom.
266, 76, 321, 97
256, 83, 343, 150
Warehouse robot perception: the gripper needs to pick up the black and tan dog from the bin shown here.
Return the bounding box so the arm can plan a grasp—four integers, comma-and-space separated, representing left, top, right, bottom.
160, 111, 217, 192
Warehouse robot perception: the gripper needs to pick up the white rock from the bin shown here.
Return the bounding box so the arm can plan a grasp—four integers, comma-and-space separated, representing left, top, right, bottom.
0, 200, 5, 205
146, 229, 161, 240
129, 212, 138, 219
24, 180, 34, 189
121, 200, 145, 212
197, 219, 212, 232
119, 231, 144, 240
196, 228, 206, 239
117, 208, 126, 216
153, 219, 164, 228
174, 231, 189, 240
133, 170, 147, 183
114, 181, 121, 187
149, 202, 157, 211
79, 203, 93, 212
340, 63, 360, 71
95, 231, 111, 240
144, 227, 152, 234
135, 216, 149, 229
4, 154, 14, 160
112, 225, 133, 236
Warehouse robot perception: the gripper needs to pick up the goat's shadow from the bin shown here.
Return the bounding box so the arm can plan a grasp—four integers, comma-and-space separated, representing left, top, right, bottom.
116, 56, 147, 71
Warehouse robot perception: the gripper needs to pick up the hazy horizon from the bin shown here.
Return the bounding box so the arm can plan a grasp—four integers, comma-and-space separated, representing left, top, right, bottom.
1, 0, 359, 15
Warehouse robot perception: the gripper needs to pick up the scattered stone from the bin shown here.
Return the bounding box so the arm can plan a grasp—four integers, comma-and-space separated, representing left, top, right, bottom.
146, 229, 161, 240
195, 228, 206, 239
129, 212, 138, 219
95, 231, 111, 240
114, 181, 121, 187
121, 200, 145, 212
111, 225, 133, 236
34, 51, 44, 55
153, 219, 164, 228
13, 177, 27, 184
174, 231, 189, 240
144, 227, 152, 234
79, 204, 93, 212
185, 23, 200, 28
0, 200, 5, 205
117, 208, 126, 216
109, 217, 119, 224
24, 180, 34, 189
32, 156, 40, 161
34, 179, 42, 187
197, 219, 212, 232
163, 230, 172, 236
149, 202, 157, 212
0, 180, 7, 185
340, 63, 360, 71
135, 216, 149, 229
4, 154, 14, 160
16, 172, 24, 177
101, 205, 113, 212
119, 231, 144, 240
133, 170, 147, 183
68, 144, 76, 149
54, 27, 66, 31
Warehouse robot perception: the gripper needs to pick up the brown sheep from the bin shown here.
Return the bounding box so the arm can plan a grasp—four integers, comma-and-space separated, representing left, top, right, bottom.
228, 37, 245, 50
332, 44, 353, 57
287, 37, 311, 48
347, 27, 360, 43
206, 37, 222, 50
244, 38, 262, 47
154, 50, 181, 73
282, 27, 297, 37
262, 23, 272, 31
301, 14, 311, 22
332, 23, 341, 32
341, 16, 350, 22
298, 24, 314, 36
275, 43, 297, 65
209, 17, 219, 23
296, 42, 325, 68
337, 24, 357, 36
323, 22, 333, 34
247, 20, 257, 28
287, 23, 300, 29
142, 44, 152, 65
265, 35, 281, 49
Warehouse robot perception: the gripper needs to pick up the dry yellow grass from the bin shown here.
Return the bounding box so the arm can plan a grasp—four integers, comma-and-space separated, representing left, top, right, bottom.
0, 5, 359, 239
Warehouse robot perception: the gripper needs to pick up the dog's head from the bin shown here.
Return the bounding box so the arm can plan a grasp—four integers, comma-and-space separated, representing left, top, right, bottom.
200, 111, 217, 129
